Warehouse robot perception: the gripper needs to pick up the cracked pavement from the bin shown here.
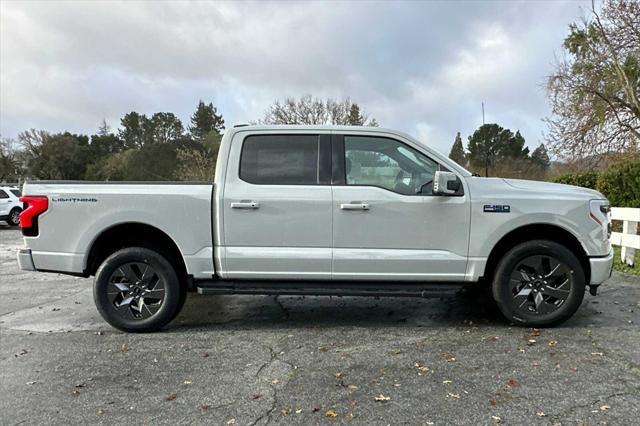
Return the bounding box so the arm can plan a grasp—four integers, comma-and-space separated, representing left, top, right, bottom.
1, 227, 639, 424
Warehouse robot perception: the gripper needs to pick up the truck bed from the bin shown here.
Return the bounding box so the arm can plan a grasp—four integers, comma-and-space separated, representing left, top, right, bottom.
20, 181, 215, 279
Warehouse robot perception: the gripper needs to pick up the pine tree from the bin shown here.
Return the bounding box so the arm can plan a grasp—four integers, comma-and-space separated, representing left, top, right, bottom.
347, 103, 365, 125
448, 132, 466, 165
467, 124, 530, 176
530, 143, 550, 168
189, 100, 225, 140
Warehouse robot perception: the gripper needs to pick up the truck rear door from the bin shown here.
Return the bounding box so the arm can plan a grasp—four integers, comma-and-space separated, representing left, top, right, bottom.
221, 132, 333, 279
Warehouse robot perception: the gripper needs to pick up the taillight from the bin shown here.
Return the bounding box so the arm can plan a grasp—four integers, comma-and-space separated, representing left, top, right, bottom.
19, 196, 48, 236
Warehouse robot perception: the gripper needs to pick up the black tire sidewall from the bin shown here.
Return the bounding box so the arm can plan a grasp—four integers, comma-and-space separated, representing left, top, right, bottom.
9, 208, 21, 226
94, 247, 183, 332
492, 240, 586, 327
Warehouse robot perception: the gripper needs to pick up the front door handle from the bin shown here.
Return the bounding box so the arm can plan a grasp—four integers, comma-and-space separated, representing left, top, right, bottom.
231, 201, 260, 210
340, 202, 370, 211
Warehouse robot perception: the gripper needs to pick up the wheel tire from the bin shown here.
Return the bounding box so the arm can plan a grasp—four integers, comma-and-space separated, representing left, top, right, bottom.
94, 247, 185, 332
8, 208, 21, 226
492, 240, 586, 327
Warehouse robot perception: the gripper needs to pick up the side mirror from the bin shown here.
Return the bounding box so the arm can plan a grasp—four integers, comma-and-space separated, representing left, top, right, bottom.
433, 171, 461, 196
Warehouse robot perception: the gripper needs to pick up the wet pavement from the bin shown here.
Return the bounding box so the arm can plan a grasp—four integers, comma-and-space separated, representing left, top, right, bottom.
1, 227, 639, 425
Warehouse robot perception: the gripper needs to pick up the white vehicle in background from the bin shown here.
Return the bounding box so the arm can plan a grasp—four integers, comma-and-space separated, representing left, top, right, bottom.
16, 125, 614, 332
0, 186, 22, 226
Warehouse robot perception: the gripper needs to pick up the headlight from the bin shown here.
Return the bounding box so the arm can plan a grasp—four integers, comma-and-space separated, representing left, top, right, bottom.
589, 199, 611, 239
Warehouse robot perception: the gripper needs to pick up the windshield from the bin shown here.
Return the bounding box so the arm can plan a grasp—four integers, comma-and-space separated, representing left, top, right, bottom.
405, 134, 472, 177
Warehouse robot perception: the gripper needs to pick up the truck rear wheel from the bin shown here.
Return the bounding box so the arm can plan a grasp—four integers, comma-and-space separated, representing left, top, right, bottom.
492, 240, 585, 327
93, 247, 185, 332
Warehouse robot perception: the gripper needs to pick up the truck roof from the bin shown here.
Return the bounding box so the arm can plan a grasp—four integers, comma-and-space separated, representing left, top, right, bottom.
230, 124, 400, 133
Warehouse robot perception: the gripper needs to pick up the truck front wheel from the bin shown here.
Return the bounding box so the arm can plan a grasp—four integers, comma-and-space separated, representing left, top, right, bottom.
492, 240, 586, 327
93, 247, 185, 332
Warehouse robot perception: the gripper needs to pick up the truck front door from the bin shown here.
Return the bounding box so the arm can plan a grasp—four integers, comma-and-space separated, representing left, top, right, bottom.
331, 133, 470, 281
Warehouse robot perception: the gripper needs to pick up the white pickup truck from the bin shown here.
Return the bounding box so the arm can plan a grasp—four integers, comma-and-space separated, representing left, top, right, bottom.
17, 125, 613, 332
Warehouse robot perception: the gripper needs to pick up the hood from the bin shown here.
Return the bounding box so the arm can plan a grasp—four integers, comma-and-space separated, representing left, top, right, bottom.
502, 178, 605, 200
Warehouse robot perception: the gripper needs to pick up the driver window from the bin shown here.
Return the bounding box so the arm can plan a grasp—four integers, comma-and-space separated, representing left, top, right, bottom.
344, 136, 439, 195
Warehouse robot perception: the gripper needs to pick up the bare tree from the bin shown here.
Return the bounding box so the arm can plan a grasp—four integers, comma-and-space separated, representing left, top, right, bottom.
262, 94, 378, 126
545, 0, 640, 163
17, 129, 48, 156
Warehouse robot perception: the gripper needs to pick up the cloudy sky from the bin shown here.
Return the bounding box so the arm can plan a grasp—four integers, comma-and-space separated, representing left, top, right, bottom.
1, 0, 590, 154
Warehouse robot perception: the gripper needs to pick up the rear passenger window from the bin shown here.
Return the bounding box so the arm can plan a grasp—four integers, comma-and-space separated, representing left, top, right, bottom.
0, 190, 8, 199
10, 190, 21, 198
240, 135, 319, 185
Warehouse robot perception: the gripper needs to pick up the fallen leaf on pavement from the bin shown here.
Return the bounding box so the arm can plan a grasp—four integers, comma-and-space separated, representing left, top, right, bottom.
447, 393, 460, 399
374, 394, 391, 402
600, 405, 610, 411
442, 353, 456, 362
536, 412, 546, 417
507, 379, 520, 388
491, 415, 502, 423
325, 409, 338, 417
415, 363, 430, 374
489, 399, 497, 406
442, 380, 452, 384
548, 341, 557, 347
166, 394, 177, 401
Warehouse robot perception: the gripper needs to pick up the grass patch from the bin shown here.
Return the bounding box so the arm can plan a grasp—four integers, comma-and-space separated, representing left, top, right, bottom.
613, 246, 640, 276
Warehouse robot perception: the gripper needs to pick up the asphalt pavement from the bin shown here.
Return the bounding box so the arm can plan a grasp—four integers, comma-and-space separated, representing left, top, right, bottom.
1, 227, 639, 425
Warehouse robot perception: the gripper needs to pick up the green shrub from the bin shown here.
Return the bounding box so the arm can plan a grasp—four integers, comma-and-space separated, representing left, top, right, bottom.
552, 171, 599, 189
596, 158, 640, 208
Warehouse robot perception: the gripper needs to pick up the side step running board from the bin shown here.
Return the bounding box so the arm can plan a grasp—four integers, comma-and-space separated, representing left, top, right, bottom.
196, 281, 467, 298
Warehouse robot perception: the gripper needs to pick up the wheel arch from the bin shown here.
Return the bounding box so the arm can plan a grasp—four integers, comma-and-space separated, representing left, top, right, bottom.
483, 223, 590, 284
84, 222, 188, 284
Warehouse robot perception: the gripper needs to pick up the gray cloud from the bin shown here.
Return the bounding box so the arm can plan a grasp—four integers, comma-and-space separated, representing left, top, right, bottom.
1, 0, 589, 154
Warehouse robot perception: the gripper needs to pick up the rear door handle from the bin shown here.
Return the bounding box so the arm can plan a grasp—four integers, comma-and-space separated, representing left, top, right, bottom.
231, 201, 260, 210
340, 202, 370, 211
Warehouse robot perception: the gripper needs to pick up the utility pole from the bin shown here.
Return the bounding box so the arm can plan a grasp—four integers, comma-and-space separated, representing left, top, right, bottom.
482, 102, 489, 177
